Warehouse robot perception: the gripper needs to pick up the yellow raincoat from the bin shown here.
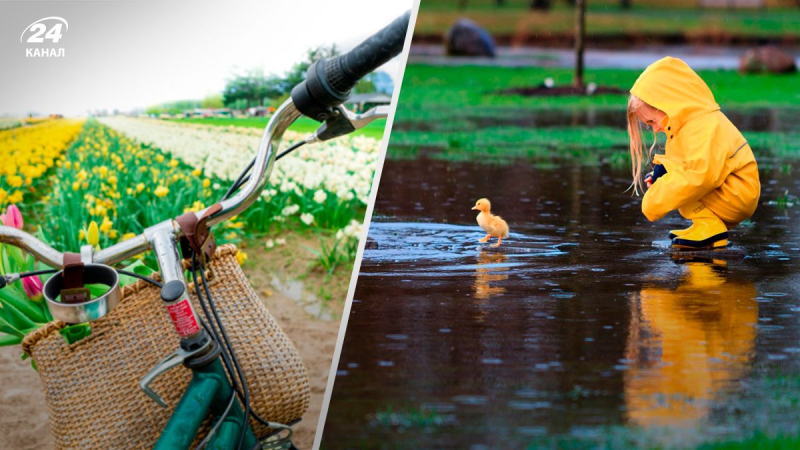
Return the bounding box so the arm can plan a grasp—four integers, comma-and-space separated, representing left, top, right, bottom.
631, 57, 760, 226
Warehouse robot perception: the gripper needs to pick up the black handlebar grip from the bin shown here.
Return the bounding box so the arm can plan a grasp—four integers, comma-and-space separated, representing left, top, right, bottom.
325, 11, 410, 94
291, 10, 411, 122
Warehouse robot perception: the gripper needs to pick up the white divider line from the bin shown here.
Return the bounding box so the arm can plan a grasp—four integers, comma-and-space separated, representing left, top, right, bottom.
312, 1, 421, 448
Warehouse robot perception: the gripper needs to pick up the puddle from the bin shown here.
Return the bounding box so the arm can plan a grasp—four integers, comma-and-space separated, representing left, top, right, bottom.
323, 158, 800, 448
270, 276, 336, 321
409, 44, 800, 71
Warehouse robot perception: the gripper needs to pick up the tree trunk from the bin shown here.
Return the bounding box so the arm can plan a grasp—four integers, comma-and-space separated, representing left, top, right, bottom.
574, 0, 586, 88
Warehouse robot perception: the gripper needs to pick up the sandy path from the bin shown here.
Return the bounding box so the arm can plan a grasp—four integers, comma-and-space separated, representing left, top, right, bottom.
0, 285, 339, 450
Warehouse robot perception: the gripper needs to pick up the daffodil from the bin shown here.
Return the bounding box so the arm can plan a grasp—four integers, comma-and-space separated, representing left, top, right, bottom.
154, 186, 169, 197
236, 251, 248, 266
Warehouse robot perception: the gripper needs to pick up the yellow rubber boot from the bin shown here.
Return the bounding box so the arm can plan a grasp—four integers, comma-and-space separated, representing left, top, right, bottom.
671, 202, 728, 250
667, 224, 694, 240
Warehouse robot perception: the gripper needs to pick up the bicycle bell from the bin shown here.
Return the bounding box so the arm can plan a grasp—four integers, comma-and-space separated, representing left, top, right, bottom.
44, 256, 121, 324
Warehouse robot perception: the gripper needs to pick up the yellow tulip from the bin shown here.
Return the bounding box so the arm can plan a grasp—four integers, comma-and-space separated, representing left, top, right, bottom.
203, 179, 211, 189
87, 221, 99, 246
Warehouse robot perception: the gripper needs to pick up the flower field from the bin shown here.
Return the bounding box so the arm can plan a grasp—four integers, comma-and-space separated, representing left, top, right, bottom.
0, 119, 84, 209
0, 117, 377, 272
96, 117, 378, 255
0, 114, 377, 286
40, 121, 227, 252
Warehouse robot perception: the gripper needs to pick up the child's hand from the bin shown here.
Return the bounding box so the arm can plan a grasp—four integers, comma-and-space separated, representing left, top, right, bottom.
645, 164, 667, 189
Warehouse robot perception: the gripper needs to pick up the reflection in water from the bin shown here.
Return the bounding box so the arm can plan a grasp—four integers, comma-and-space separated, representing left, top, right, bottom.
472, 250, 508, 300
625, 259, 758, 427
323, 158, 800, 448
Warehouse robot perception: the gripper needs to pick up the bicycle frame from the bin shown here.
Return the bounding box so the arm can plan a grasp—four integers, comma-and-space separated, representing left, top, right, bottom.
155, 359, 257, 450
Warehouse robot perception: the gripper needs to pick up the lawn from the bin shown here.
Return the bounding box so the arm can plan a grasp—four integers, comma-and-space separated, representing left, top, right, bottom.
387, 64, 800, 163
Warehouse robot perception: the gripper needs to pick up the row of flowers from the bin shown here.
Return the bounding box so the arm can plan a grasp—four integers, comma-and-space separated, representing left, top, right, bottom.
39, 120, 232, 253
97, 116, 378, 233
0, 119, 84, 208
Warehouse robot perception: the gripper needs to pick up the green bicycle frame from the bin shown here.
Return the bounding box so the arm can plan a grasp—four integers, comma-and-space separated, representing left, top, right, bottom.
154, 358, 258, 450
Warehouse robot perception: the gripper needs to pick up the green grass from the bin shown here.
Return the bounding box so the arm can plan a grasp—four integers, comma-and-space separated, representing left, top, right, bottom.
413, 4, 800, 37
387, 64, 800, 162
699, 433, 800, 449
396, 65, 800, 117
169, 116, 387, 140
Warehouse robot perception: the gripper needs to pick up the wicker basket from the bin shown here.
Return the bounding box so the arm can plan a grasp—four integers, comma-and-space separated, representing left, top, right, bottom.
21, 244, 310, 449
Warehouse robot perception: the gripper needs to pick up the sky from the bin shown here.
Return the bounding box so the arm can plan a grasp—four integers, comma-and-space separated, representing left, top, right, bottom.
0, 0, 414, 116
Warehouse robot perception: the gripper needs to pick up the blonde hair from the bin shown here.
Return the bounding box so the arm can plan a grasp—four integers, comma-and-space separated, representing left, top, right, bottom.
626, 94, 659, 196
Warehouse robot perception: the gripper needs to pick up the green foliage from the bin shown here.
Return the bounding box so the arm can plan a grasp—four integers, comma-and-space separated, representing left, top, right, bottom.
305, 233, 359, 275
200, 93, 224, 109
222, 45, 341, 109
146, 99, 203, 116
222, 68, 283, 109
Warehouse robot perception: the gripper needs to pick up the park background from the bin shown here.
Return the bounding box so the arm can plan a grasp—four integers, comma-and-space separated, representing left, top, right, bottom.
320, 0, 800, 448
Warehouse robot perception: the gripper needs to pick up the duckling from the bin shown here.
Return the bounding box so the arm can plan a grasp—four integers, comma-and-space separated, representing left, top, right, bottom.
471, 198, 509, 247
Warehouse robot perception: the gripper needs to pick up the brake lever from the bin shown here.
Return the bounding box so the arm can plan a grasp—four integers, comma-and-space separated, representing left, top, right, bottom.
139, 338, 212, 407
306, 105, 390, 143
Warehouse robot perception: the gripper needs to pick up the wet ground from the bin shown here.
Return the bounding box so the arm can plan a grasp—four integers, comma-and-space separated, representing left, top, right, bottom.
321, 158, 800, 448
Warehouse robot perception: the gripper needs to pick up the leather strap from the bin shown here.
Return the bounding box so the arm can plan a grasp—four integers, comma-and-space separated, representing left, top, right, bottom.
176, 203, 222, 268
61, 252, 88, 304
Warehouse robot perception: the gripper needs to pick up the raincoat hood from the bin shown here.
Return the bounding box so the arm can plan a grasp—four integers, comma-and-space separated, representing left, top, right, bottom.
630, 57, 720, 133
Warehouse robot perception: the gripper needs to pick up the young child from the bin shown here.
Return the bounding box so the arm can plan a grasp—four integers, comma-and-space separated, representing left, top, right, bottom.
627, 57, 760, 249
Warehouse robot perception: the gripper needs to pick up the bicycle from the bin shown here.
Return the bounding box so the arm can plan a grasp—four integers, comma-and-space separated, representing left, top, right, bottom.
0, 10, 410, 450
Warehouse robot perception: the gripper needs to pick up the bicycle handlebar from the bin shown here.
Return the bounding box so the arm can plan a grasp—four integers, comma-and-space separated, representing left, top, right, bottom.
0, 12, 410, 269
291, 10, 410, 122
0, 100, 301, 268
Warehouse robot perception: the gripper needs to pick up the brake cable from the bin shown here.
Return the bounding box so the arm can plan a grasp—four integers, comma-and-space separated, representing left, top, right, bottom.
222, 140, 307, 201
189, 253, 250, 449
